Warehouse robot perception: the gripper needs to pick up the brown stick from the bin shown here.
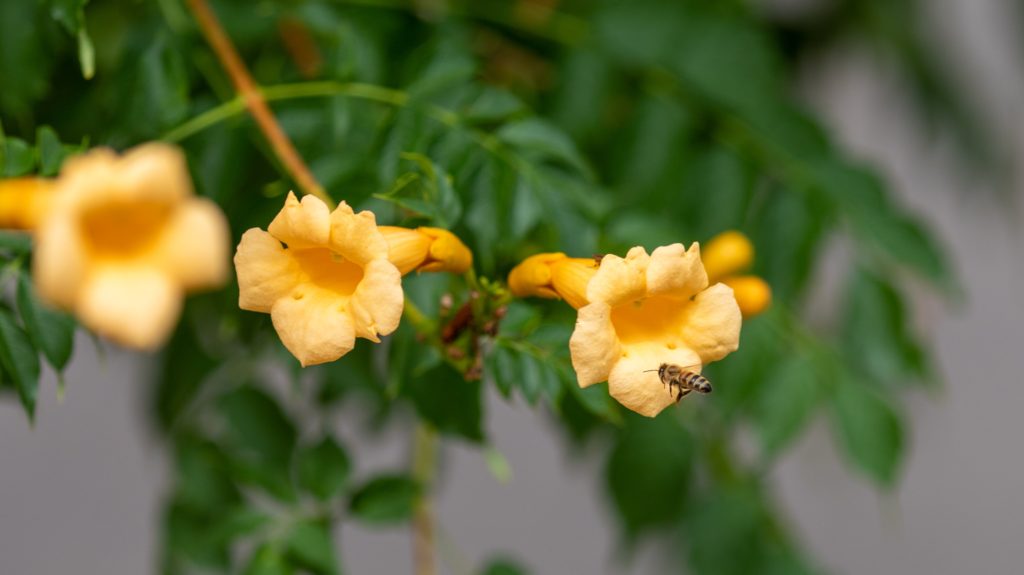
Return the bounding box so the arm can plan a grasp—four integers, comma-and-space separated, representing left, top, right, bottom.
185, 0, 333, 207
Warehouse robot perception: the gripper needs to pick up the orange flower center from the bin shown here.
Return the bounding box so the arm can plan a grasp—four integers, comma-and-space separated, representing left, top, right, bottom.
79, 200, 172, 259
610, 294, 689, 349
291, 247, 365, 297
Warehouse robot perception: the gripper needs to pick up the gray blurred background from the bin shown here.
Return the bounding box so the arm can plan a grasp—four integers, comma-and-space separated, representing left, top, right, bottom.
2, 0, 1022, 573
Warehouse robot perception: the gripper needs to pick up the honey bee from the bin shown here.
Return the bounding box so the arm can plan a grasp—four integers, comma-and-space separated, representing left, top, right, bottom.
645, 363, 712, 402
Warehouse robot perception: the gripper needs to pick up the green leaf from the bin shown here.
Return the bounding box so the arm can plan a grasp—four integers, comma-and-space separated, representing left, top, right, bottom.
285, 520, 339, 575
17, 273, 75, 372
496, 119, 593, 179
404, 362, 484, 442
243, 545, 290, 575
35, 126, 68, 177
0, 231, 33, 254
752, 354, 821, 458
686, 484, 766, 575
830, 378, 905, 486
373, 152, 462, 227
605, 415, 693, 537
2, 138, 36, 176
349, 475, 420, 525
217, 386, 297, 464
0, 309, 41, 421
298, 436, 352, 501
479, 556, 530, 575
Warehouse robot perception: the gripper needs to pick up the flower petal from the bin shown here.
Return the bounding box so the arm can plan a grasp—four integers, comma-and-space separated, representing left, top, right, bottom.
419, 227, 473, 274
678, 283, 742, 363
607, 343, 702, 417
271, 288, 356, 367
508, 252, 564, 299
586, 246, 649, 307
380, 226, 432, 275
328, 201, 389, 265
268, 191, 331, 249
118, 143, 193, 204
646, 242, 708, 300
550, 258, 598, 309
723, 275, 772, 318
348, 258, 404, 341
33, 214, 88, 310
157, 197, 231, 291
569, 301, 621, 387
76, 265, 182, 350
702, 231, 754, 284
235, 229, 301, 312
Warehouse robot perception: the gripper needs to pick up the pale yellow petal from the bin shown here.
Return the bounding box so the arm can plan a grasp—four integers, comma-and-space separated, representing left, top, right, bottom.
586, 246, 649, 307
268, 191, 331, 249
33, 214, 88, 310
328, 201, 389, 265
646, 242, 708, 300
549, 258, 597, 309
118, 143, 193, 204
607, 343, 702, 417
679, 283, 742, 364
235, 229, 301, 312
76, 265, 182, 350
157, 198, 230, 291
348, 258, 404, 341
569, 301, 621, 387
271, 288, 356, 367
380, 226, 431, 275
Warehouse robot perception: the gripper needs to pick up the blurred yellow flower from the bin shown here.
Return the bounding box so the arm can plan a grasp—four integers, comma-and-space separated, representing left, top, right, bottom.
569, 244, 741, 417
33, 144, 229, 350
0, 177, 56, 230
235, 192, 403, 367
507, 252, 597, 310
702, 230, 772, 318
379, 226, 472, 275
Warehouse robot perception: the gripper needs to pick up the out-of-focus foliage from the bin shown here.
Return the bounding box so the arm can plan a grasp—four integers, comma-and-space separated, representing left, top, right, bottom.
0, 0, 975, 573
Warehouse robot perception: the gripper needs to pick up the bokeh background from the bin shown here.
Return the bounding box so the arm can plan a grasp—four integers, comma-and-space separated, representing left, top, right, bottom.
2, 0, 1023, 574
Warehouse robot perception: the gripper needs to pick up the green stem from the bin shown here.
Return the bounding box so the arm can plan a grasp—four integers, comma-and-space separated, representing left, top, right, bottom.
411, 422, 439, 575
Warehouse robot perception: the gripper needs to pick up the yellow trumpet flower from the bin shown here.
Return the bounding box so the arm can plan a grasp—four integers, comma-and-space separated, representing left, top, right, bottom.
378, 226, 472, 275
507, 252, 598, 310
702, 231, 772, 318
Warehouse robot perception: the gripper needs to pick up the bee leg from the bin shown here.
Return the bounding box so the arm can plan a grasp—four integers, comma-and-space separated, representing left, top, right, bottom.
676, 388, 691, 402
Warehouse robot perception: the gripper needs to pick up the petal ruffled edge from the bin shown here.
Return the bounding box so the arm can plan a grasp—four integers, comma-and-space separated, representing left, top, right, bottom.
586, 246, 649, 307
348, 257, 404, 341
607, 343, 703, 417
271, 288, 357, 367
268, 191, 331, 250
33, 213, 88, 310
646, 242, 708, 300
234, 228, 302, 313
328, 201, 389, 265
678, 283, 742, 364
569, 301, 621, 387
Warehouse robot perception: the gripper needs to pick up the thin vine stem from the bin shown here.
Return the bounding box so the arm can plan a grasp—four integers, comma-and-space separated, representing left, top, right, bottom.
411, 422, 439, 575
184, 0, 333, 207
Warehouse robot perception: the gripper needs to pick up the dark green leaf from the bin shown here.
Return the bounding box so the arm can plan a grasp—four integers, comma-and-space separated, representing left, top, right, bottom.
35, 126, 68, 176
374, 152, 462, 227
298, 436, 352, 501
0, 231, 32, 254
605, 415, 693, 537
479, 556, 530, 575
17, 273, 75, 372
496, 119, 593, 179
830, 378, 905, 486
2, 138, 36, 176
217, 386, 297, 464
404, 362, 484, 442
285, 520, 339, 575
349, 475, 420, 525
752, 354, 821, 458
0, 309, 41, 420
687, 484, 766, 575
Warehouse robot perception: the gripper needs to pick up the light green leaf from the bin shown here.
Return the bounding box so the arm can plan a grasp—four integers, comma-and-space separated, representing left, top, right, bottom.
243, 545, 289, 575
285, 520, 339, 575
753, 354, 821, 458
2, 138, 36, 176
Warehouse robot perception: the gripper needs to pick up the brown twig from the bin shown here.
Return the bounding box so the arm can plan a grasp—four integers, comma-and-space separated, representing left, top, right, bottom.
185, 0, 333, 207
412, 423, 438, 575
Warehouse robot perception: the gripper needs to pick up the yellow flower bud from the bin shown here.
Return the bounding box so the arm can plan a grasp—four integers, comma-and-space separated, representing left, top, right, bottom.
508, 252, 597, 309
0, 177, 56, 230
722, 275, 772, 318
702, 230, 754, 283
378, 226, 473, 276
